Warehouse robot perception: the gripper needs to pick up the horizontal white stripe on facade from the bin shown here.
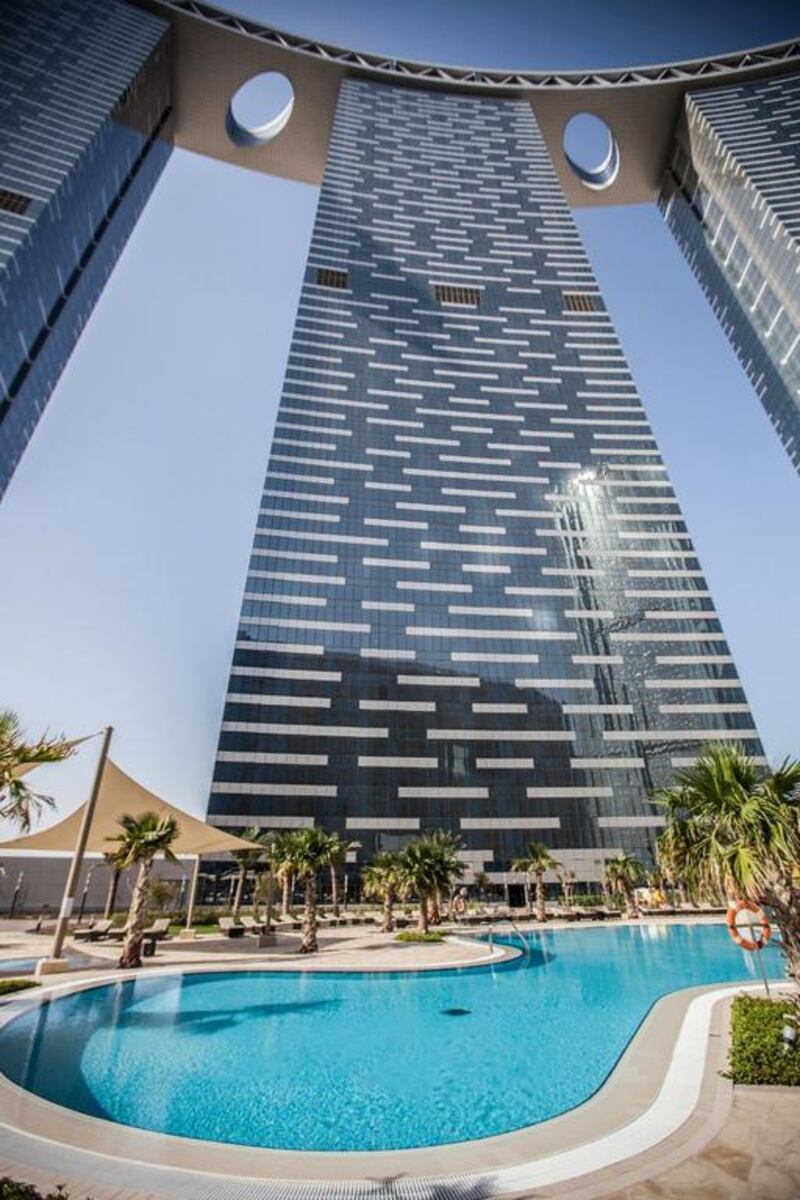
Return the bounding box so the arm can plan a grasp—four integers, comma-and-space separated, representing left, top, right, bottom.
345, 817, 420, 830
462, 817, 560, 829
476, 758, 535, 769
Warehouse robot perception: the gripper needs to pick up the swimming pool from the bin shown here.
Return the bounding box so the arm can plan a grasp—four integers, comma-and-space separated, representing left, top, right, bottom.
0, 923, 783, 1152
0, 952, 88, 976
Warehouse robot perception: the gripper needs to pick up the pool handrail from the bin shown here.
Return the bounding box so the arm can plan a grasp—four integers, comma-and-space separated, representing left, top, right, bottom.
488, 917, 530, 957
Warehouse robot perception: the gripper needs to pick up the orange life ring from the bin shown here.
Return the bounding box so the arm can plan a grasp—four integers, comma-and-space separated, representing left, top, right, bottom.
726, 900, 771, 952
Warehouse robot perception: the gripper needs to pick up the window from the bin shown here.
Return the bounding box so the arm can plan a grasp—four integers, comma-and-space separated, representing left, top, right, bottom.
0, 188, 32, 216
434, 284, 481, 307
564, 292, 600, 313
316, 267, 349, 289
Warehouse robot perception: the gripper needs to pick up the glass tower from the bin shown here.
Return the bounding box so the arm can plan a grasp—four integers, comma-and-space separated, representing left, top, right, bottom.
661, 73, 800, 473
0, 0, 172, 498
208, 79, 761, 888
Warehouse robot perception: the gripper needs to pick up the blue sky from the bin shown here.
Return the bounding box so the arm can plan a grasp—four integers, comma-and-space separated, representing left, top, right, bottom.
1, 0, 798, 825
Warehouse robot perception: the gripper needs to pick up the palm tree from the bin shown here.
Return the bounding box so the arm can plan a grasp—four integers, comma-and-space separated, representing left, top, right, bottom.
399, 840, 437, 933
512, 842, 561, 921
399, 835, 463, 932
655, 819, 691, 907
655, 743, 800, 979
230, 826, 267, 921
274, 830, 302, 919
604, 854, 644, 919
324, 832, 361, 917
281, 827, 331, 954
425, 829, 464, 924
0, 709, 75, 831
558, 869, 576, 910
362, 851, 406, 932
472, 870, 491, 902
252, 831, 280, 935
107, 811, 179, 968
102, 849, 126, 919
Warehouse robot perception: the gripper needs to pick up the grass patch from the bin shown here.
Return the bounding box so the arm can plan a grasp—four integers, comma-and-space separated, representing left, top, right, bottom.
0, 980, 39, 998
395, 930, 445, 944
166, 923, 220, 936
728, 995, 800, 1086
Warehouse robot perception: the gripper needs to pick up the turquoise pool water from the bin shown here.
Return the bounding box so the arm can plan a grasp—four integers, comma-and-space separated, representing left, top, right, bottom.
0, 923, 783, 1151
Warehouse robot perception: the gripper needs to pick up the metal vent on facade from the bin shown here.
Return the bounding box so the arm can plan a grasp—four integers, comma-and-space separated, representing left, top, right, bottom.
316, 267, 349, 289
433, 284, 481, 307
564, 292, 600, 312
0, 187, 32, 216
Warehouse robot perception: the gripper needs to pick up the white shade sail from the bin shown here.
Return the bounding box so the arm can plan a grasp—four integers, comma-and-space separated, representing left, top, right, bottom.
0, 759, 258, 856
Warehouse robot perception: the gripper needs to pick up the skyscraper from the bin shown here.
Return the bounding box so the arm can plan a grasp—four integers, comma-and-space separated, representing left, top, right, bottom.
661, 73, 800, 473
0, 0, 172, 498
207, 79, 761, 887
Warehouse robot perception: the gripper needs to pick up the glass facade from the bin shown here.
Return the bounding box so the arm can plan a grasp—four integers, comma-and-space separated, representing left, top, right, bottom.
0, 0, 172, 498
208, 79, 762, 887
661, 74, 800, 473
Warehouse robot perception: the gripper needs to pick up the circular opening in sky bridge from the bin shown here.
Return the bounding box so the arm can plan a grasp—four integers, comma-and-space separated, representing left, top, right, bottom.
226, 72, 295, 147
562, 112, 619, 190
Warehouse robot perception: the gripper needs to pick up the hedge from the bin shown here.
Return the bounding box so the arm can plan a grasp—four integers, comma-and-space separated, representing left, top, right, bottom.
0, 1179, 88, 1199
728, 995, 800, 1086
395, 930, 444, 943
0, 980, 39, 998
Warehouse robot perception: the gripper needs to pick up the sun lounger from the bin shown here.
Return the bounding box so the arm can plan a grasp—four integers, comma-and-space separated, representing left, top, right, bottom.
218, 917, 245, 938
73, 919, 113, 942
549, 906, 580, 921
240, 916, 266, 934
145, 918, 171, 941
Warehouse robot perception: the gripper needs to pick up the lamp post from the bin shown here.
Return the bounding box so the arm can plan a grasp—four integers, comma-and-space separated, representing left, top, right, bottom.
76, 863, 97, 926
7, 871, 24, 919
37, 725, 113, 976
178, 856, 201, 940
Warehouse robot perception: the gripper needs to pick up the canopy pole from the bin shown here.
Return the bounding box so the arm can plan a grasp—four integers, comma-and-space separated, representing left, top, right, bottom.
179, 855, 201, 940
37, 725, 113, 975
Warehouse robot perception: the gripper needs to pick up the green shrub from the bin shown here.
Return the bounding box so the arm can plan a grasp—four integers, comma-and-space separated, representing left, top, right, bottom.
728, 995, 800, 1086
0, 1178, 85, 1198
395, 930, 444, 943
0, 980, 39, 998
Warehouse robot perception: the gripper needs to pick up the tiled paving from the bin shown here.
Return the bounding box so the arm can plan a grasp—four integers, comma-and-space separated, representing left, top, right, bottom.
594, 1089, 800, 1200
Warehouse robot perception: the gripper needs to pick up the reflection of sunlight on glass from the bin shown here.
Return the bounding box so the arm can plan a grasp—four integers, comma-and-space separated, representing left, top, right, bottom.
572, 468, 597, 488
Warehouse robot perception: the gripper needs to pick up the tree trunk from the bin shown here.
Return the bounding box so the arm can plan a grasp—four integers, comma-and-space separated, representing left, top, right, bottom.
382, 884, 396, 933
281, 872, 292, 919
330, 863, 340, 918
232, 864, 247, 921
104, 868, 121, 920
118, 859, 153, 969
536, 873, 546, 922
300, 876, 318, 954
525, 880, 533, 914
417, 892, 429, 933
429, 887, 441, 926
264, 870, 275, 935
764, 883, 800, 983
623, 882, 640, 920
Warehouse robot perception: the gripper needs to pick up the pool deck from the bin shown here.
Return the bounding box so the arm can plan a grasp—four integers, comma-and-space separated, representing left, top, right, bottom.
0, 915, 795, 1199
